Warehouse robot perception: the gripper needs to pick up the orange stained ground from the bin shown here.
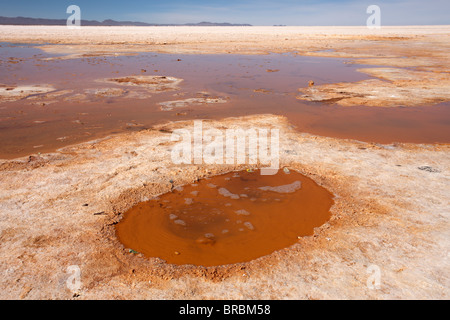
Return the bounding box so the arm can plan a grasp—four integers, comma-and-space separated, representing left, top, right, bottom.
115, 169, 334, 266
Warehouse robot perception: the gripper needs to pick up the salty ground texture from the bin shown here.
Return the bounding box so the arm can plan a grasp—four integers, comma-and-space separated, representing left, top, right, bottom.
0, 115, 448, 300
0, 84, 55, 103
0, 75, 184, 104
297, 68, 450, 107
0, 26, 449, 300
1, 25, 450, 107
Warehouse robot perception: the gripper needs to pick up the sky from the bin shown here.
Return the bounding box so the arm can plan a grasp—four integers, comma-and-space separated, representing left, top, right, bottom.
1, 0, 449, 26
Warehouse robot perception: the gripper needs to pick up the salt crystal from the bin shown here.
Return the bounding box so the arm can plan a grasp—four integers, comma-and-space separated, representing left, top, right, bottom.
258, 181, 301, 193
235, 209, 250, 216
218, 188, 240, 199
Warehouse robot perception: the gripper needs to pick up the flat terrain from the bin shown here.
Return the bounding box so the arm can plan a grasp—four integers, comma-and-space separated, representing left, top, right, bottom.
0, 26, 449, 299
2, 26, 450, 107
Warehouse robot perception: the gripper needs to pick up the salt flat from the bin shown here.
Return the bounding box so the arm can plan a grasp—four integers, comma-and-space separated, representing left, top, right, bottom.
0, 26, 449, 299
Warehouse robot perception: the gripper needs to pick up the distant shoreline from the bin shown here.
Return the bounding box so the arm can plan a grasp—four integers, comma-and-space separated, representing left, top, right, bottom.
0, 16, 252, 27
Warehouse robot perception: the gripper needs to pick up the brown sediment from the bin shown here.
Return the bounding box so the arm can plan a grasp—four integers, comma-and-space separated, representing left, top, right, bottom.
0, 115, 448, 299
100, 75, 183, 92
115, 169, 333, 266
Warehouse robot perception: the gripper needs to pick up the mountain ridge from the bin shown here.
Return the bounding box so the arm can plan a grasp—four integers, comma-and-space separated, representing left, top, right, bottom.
0, 16, 252, 26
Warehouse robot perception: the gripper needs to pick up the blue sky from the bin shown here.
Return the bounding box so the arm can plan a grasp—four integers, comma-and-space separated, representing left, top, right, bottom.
1, 0, 449, 25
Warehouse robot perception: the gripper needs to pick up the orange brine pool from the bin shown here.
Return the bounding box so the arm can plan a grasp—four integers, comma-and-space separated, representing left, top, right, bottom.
115, 169, 334, 266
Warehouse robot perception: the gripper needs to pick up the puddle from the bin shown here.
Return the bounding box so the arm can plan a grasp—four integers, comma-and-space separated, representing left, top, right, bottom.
1, 44, 449, 159
115, 169, 333, 266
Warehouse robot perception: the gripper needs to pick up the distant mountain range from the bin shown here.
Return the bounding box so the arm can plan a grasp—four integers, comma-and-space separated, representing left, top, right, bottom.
0, 16, 252, 27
